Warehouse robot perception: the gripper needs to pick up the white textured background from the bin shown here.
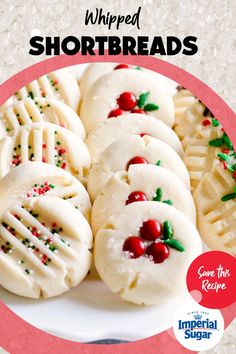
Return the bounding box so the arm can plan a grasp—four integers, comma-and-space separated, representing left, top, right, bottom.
0, 0, 235, 352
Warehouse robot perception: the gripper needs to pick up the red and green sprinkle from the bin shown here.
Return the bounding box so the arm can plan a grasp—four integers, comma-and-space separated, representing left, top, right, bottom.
201, 107, 236, 202
26, 182, 55, 198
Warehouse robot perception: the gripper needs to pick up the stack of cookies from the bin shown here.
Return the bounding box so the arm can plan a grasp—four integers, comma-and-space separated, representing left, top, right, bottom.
174, 87, 236, 256
80, 63, 202, 305
3, 63, 232, 306
0, 69, 93, 299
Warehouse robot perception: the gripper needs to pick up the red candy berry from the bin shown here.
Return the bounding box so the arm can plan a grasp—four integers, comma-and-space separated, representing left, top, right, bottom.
139, 133, 150, 137
146, 242, 169, 263
140, 219, 162, 241
222, 161, 227, 170
202, 119, 211, 126
108, 108, 125, 118
114, 64, 130, 70
123, 236, 145, 259
127, 156, 148, 169
117, 92, 137, 111
126, 191, 148, 205
233, 171, 236, 179
131, 108, 146, 114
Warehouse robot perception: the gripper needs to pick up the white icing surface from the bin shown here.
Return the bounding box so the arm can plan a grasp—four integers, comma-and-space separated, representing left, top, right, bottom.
0, 196, 92, 298
88, 135, 190, 201
80, 69, 175, 133
4, 69, 81, 113
0, 161, 91, 220
86, 114, 183, 162
0, 97, 86, 140
0, 122, 91, 184
92, 164, 196, 234
95, 201, 202, 305
80, 63, 177, 97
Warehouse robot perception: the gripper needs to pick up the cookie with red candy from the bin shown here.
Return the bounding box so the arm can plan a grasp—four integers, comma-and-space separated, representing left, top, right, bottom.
80, 69, 175, 133
86, 113, 183, 163
91, 164, 196, 234
87, 135, 190, 201
94, 201, 202, 305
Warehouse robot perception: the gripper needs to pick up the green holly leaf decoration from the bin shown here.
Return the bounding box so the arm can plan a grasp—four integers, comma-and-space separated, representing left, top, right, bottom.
144, 103, 159, 112
137, 92, 150, 108
217, 152, 230, 162
153, 187, 162, 202
221, 192, 236, 202
156, 160, 161, 166
227, 164, 236, 172
152, 187, 173, 205
163, 221, 173, 240
162, 199, 173, 205
211, 118, 220, 127
222, 133, 233, 150
164, 239, 185, 252
208, 138, 224, 147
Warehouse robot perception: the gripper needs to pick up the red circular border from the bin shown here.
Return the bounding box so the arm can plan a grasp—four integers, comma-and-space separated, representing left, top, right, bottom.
0, 52, 235, 354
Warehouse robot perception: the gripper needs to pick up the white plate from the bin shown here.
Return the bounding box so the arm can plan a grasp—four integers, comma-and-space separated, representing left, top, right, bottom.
0, 63, 184, 342
0, 265, 190, 342
1, 238, 209, 343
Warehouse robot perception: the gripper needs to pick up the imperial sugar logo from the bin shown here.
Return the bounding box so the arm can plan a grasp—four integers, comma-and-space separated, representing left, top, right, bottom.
179, 312, 217, 340
173, 301, 224, 351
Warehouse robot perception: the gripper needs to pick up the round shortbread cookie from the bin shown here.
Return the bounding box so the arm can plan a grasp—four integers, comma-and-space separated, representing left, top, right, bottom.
174, 100, 216, 149
0, 162, 91, 220
87, 135, 190, 201
0, 122, 91, 184
0, 100, 12, 113
86, 114, 183, 162
0, 98, 85, 140
183, 125, 231, 190
80, 69, 175, 133
80, 63, 176, 97
193, 162, 236, 255
173, 88, 197, 125
4, 69, 81, 112
80, 63, 115, 96
0, 196, 93, 298
95, 201, 202, 305
92, 164, 196, 234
